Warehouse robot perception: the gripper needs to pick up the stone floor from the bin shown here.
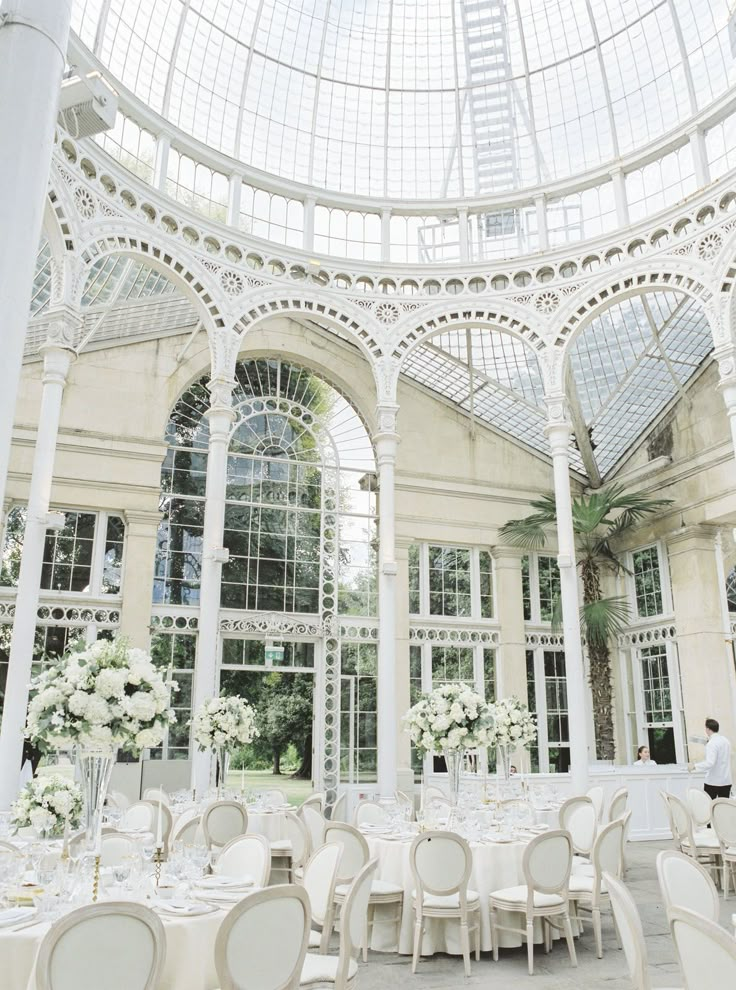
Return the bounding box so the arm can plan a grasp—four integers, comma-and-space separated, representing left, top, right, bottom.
355, 840, 735, 989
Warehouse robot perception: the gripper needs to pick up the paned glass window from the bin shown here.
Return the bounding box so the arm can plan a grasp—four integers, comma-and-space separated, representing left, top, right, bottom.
221, 639, 315, 669
409, 644, 423, 778
341, 643, 377, 783
483, 648, 496, 703
639, 644, 677, 763
430, 645, 474, 685
525, 650, 539, 771
538, 555, 561, 622
632, 546, 664, 617
521, 555, 532, 621
408, 545, 421, 614
543, 650, 570, 774
479, 551, 494, 618
102, 516, 125, 594
150, 632, 197, 760
428, 546, 471, 617
42, 513, 96, 593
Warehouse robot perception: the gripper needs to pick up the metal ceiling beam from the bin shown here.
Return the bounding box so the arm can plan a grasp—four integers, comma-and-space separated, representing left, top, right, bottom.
642, 295, 692, 404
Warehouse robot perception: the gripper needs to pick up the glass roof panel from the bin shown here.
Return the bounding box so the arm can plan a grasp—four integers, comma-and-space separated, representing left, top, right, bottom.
71, 0, 735, 199
31, 241, 52, 317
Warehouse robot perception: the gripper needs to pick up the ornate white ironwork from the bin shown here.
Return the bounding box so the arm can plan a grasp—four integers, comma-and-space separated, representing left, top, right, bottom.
150, 611, 200, 632
409, 624, 500, 645
219, 611, 324, 637
617, 623, 677, 648
525, 630, 565, 648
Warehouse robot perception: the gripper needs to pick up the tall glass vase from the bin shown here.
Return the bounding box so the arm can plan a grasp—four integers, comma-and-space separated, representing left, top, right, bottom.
215, 747, 231, 798
75, 748, 117, 851
443, 748, 464, 806
496, 745, 511, 784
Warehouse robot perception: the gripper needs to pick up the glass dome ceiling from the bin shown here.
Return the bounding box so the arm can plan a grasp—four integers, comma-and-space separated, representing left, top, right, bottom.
71, 0, 735, 200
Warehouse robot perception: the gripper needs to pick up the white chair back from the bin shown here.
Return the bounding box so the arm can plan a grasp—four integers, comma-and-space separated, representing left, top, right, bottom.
353, 799, 387, 827
604, 872, 651, 990
608, 787, 628, 822
324, 822, 369, 883
35, 902, 166, 990
559, 796, 597, 856
302, 843, 341, 928
656, 849, 719, 923
330, 793, 348, 823
712, 798, 736, 851
410, 831, 472, 897
216, 833, 271, 887
301, 792, 325, 812
395, 790, 414, 820
215, 885, 310, 990
686, 787, 713, 829
422, 784, 446, 806
591, 815, 627, 886
670, 906, 736, 987
106, 790, 130, 811
99, 833, 140, 869
202, 801, 248, 849
299, 803, 325, 852
668, 794, 697, 851
283, 810, 310, 868
142, 788, 170, 807
262, 789, 287, 808
0, 839, 22, 858
121, 802, 154, 833
336, 859, 378, 985
586, 786, 604, 822
171, 813, 203, 847
523, 830, 573, 894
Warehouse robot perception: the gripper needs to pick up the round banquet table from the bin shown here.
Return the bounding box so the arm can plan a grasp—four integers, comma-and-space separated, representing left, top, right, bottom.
366, 832, 561, 955
247, 809, 288, 843
0, 900, 226, 990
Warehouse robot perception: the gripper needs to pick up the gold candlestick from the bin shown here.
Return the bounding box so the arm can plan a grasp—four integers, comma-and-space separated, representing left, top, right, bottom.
92, 855, 101, 903
153, 845, 164, 887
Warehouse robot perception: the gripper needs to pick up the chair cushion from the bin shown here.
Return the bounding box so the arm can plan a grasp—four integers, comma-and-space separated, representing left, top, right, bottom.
411, 889, 480, 909
489, 885, 565, 909
572, 854, 591, 868
307, 930, 321, 949
572, 862, 595, 877
301, 953, 358, 985
335, 878, 403, 899
568, 874, 608, 895
683, 831, 720, 849
270, 839, 292, 852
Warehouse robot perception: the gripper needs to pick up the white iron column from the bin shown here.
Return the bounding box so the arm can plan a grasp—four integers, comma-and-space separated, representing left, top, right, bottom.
716, 347, 736, 460
190, 380, 235, 795
0, 324, 76, 809
375, 403, 399, 798
544, 402, 590, 792
0, 0, 73, 513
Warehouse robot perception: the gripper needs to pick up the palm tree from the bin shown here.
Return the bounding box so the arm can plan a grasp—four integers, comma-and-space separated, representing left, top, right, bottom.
499, 484, 671, 760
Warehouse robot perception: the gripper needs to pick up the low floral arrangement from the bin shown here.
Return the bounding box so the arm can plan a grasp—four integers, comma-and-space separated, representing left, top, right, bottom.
191, 695, 259, 751
488, 696, 537, 749
25, 638, 177, 754
11, 775, 83, 837
403, 683, 494, 753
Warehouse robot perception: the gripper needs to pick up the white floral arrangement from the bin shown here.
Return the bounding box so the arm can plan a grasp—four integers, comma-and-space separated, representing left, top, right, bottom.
488, 696, 537, 749
191, 695, 259, 751
11, 774, 83, 837
25, 638, 177, 754
403, 683, 494, 754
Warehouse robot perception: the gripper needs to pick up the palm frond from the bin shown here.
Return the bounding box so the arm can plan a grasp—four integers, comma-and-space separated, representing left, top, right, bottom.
590, 537, 630, 575
499, 510, 553, 550
581, 596, 630, 646
601, 484, 673, 536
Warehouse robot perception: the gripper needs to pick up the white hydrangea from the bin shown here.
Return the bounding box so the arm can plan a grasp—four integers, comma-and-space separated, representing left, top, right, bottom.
95, 668, 126, 700
11, 774, 82, 837
191, 695, 259, 752
487, 697, 537, 750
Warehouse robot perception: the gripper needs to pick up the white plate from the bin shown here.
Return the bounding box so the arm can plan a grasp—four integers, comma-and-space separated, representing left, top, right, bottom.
152, 899, 217, 917
195, 875, 254, 889
192, 889, 251, 904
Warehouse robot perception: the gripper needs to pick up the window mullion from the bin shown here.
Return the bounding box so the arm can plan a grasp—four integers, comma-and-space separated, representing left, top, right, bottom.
89, 511, 107, 595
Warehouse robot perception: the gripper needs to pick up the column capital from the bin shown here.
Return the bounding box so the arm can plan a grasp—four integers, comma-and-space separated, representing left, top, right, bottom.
42, 303, 82, 352
205, 378, 236, 438
491, 545, 526, 566
666, 522, 720, 551
544, 395, 571, 450
40, 342, 75, 387
123, 508, 164, 534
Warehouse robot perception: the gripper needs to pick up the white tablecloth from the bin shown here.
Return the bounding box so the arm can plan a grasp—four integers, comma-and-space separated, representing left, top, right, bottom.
0, 902, 226, 990
247, 810, 287, 843
366, 833, 559, 955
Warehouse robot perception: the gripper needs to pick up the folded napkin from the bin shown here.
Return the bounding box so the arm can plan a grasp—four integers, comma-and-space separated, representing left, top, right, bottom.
0, 907, 35, 928
193, 888, 249, 903
152, 899, 210, 916
196, 874, 254, 889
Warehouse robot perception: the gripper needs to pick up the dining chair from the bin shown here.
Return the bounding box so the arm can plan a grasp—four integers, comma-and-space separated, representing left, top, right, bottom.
299, 859, 377, 990
686, 787, 713, 831
559, 796, 597, 869
99, 832, 141, 869
323, 822, 402, 959
170, 812, 203, 846
395, 790, 414, 821
604, 871, 683, 990
301, 842, 342, 954
35, 902, 166, 990
216, 833, 271, 887
106, 790, 131, 812
299, 803, 326, 854
568, 814, 628, 958
263, 788, 288, 808
608, 787, 628, 823
142, 787, 170, 807
302, 793, 326, 813
202, 800, 249, 850
489, 829, 577, 976
669, 906, 736, 986
121, 802, 154, 833
422, 785, 447, 806
271, 810, 311, 883
330, 793, 347, 823
667, 794, 720, 871
215, 885, 310, 990
656, 848, 720, 923
353, 800, 387, 828
410, 830, 480, 977
711, 799, 736, 899
0, 839, 22, 858
586, 785, 605, 822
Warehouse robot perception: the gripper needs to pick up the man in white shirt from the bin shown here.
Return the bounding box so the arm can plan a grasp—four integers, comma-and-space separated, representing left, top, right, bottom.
688, 718, 732, 800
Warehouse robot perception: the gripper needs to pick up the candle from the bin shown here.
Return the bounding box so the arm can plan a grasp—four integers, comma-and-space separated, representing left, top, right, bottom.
94, 818, 102, 856
61, 816, 70, 858
240, 763, 245, 795
155, 792, 163, 848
